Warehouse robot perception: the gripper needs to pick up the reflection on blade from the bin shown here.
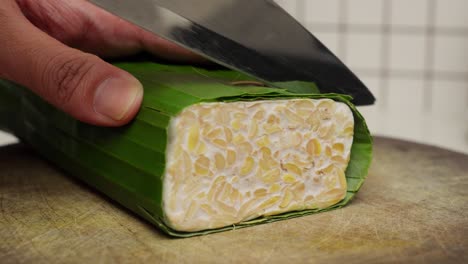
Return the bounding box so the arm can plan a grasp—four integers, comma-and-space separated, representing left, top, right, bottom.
89, 0, 375, 105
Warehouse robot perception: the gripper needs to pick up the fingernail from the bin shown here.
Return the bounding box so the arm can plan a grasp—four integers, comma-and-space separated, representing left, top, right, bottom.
93, 77, 143, 121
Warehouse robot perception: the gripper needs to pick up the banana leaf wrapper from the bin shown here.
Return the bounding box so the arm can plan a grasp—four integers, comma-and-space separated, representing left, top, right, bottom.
0, 62, 372, 237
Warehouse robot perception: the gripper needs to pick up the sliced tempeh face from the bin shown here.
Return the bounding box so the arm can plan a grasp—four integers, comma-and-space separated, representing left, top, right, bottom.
163, 99, 354, 231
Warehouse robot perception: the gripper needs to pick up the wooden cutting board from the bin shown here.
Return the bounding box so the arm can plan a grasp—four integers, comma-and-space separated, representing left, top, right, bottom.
0, 137, 467, 263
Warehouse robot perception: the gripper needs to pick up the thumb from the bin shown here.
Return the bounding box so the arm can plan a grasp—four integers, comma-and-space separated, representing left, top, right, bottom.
0, 1, 143, 126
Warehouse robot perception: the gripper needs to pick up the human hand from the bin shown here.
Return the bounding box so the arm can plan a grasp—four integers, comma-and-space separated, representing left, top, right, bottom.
0, 0, 202, 126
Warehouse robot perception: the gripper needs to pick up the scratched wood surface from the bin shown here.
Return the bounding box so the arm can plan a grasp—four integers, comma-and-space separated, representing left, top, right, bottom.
0, 137, 467, 263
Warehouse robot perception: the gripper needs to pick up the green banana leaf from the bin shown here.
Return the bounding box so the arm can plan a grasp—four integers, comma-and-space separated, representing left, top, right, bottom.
0, 62, 372, 237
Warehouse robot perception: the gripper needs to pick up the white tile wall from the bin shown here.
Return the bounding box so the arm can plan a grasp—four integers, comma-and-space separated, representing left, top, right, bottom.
433, 36, 468, 73
431, 81, 468, 118
274, 0, 468, 154
391, 0, 428, 26
347, 0, 384, 25
303, 0, 340, 24
387, 79, 425, 115
345, 33, 383, 69
389, 35, 426, 71
435, 0, 468, 28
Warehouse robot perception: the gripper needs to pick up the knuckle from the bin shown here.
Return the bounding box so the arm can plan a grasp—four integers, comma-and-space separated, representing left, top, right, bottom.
17, 0, 88, 46
42, 53, 96, 106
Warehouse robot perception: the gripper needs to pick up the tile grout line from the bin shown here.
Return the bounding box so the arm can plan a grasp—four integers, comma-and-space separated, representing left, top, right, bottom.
295, 0, 306, 26
337, 0, 348, 60
423, 0, 437, 113
378, 0, 392, 112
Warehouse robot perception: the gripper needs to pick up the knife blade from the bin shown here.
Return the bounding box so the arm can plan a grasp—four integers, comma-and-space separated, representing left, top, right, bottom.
89, 0, 375, 105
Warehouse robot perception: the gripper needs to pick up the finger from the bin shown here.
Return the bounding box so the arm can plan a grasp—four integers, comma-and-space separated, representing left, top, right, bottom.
78, 0, 205, 62
1, 1, 143, 126
17, 0, 205, 62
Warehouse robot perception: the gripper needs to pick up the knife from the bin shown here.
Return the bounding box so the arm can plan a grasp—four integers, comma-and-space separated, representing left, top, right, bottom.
89, 0, 375, 105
